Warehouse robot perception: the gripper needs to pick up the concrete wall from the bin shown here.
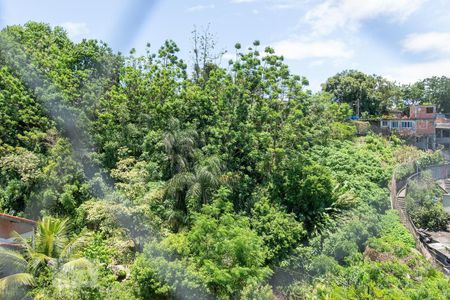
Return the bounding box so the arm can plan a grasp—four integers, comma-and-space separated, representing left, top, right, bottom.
443, 194, 450, 213
404, 135, 435, 150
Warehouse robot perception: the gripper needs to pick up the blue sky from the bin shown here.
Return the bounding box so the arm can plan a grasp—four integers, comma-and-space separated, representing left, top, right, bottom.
1, 0, 450, 90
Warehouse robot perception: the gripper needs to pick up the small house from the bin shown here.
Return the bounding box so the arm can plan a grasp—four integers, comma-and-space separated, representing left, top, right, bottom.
373, 105, 450, 150
0, 213, 35, 248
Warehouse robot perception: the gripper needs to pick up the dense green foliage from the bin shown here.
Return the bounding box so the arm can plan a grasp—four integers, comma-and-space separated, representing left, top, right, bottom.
284, 211, 450, 299
403, 76, 450, 113
324, 70, 450, 116
0, 22, 448, 299
323, 70, 401, 116
406, 172, 450, 231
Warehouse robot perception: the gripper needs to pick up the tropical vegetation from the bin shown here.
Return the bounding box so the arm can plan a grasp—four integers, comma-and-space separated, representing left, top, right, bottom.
0, 22, 449, 299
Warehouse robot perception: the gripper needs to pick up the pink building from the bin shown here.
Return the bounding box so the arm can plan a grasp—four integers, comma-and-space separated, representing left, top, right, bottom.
377, 105, 450, 149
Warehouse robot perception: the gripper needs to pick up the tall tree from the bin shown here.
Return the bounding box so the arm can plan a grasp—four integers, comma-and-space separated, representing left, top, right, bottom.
323, 70, 400, 116
422, 76, 450, 113
163, 118, 197, 177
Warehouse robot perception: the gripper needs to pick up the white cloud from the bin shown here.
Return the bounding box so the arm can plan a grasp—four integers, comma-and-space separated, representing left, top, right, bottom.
187, 4, 215, 12
386, 58, 450, 83
231, 0, 257, 3
309, 59, 325, 67
269, 1, 303, 10
272, 38, 353, 60
230, 0, 300, 8
305, 0, 426, 35
403, 32, 450, 54
60, 22, 90, 40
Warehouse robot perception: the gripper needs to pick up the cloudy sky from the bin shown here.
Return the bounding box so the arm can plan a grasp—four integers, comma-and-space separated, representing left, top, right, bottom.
1, 0, 450, 90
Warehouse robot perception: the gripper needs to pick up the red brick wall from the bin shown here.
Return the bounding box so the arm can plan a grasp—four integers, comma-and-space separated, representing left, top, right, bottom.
410, 106, 436, 119
416, 119, 435, 135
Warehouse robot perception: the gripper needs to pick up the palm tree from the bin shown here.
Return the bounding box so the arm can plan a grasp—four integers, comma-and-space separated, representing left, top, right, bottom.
163, 118, 198, 177
166, 156, 225, 217
186, 156, 224, 205
0, 217, 92, 299
0, 250, 34, 300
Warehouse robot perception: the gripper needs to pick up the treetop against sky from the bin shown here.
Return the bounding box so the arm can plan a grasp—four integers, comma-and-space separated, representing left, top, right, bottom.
1, 0, 450, 90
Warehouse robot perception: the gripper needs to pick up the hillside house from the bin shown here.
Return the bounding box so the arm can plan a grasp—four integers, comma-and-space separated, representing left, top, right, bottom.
369, 105, 450, 150
0, 213, 35, 248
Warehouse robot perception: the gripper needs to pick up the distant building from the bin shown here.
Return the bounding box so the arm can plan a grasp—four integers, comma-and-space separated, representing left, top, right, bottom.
0, 213, 35, 248
365, 105, 450, 150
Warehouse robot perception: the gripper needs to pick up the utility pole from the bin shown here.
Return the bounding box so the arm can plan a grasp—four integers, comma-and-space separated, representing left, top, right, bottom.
356, 85, 362, 117
356, 97, 360, 117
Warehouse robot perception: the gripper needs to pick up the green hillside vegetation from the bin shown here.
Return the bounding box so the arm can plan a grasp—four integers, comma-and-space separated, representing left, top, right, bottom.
0, 22, 449, 299
406, 172, 450, 231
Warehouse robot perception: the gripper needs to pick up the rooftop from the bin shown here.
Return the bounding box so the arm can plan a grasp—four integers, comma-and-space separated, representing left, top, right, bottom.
0, 213, 36, 225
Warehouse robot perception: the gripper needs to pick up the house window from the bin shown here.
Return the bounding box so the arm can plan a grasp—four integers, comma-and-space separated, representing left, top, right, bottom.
391, 121, 399, 128
381, 121, 388, 127
402, 121, 413, 128
426, 107, 434, 113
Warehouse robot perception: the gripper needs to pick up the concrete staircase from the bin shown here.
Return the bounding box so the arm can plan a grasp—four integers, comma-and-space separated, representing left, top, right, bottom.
396, 188, 408, 224
397, 197, 406, 211
397, 188, 406, 206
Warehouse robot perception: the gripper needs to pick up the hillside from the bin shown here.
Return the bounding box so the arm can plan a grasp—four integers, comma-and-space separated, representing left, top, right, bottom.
0, 22, 449, 299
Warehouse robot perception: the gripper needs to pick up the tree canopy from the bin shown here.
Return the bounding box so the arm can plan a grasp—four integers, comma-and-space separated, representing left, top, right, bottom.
0, 22, 448, 299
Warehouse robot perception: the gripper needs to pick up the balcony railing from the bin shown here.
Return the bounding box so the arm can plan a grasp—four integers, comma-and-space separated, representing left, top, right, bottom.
436, 137, 450, 144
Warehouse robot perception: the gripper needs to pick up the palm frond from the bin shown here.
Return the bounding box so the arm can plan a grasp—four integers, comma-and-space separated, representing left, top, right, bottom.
166, 172, 195, 194
60, 231, 93, 260
163, 132, 175, 153
28, 252, 51, 275
332, 183, 358, 209
202, 156, 223, 174
60, 258, 93, 273
198, 168, 220, 187
35, 217, 69, 258
175, 154, 188, 172
186, 182, 202, 200
11, 231, 33, 256
0, 273, 35, 293
0, 248, 28, 274
167, 209, 188, 229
